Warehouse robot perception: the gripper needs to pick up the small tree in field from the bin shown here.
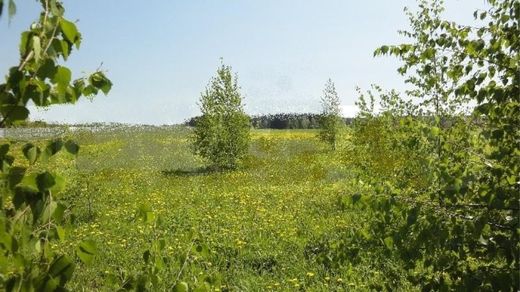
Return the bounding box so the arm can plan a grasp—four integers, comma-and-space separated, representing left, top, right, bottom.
319, 78, 342, 150
192, 62, 250, 170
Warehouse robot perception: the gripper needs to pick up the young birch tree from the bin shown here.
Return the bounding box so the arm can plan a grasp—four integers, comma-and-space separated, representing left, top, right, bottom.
319, 78, 342, 150
192, 62, 250, 170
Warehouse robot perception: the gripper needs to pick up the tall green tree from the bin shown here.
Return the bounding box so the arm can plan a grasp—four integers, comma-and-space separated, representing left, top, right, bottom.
192, 62, 250, 170
355, 0, 517, 289
324, 0, 519, 290
318, 78, 342, 150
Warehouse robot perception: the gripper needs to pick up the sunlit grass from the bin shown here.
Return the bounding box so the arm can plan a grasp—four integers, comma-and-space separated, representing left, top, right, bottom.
17, 126, 407, 290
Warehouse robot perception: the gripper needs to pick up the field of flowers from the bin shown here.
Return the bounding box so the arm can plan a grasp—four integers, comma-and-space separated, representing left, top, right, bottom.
8, 126, 405, 291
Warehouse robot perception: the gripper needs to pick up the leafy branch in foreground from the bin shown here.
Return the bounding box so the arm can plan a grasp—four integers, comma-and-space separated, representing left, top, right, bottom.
0, 0, 111, 127
0, 1, 111, 290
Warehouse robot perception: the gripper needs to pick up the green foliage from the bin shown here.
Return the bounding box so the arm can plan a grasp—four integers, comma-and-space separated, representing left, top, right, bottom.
0, 1, 111, 290
347, 86, 432, 191
192, 61, 250, 170
341, 0, 519, 289
0, 2, 111, 127
318, 79, 343, 150
0, 0, 16, 21
0, 137, 96, 290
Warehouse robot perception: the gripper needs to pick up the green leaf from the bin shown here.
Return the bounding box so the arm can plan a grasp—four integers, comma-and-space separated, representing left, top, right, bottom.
32, 35, 41, 62
53, 202, 66, 222
56, 226, 66, 241
0, 105, 29, 121
478, 235, 488, 246
351, 193, 362, 204
19, 173, 39, 192
145, 211, 156, 223
136, 203, 156, 223
59, 18, 78, 43
52, 66, 72, 92
7, 66, 23, 87
82, 84, 98, 96
76, 240, 97, 265
22, 83, 42, 104
37, 59, 57, 80
43, 139, 63, 158
7, 166, 25, 190
50, 0, 64, 16
422, 48, 436, 59
172, 282, 189, 292
430, 127, 440, 136
1, 155, 14, 172
42, 201, 58, 223
22, 143, 41, 164
20, 31, 30, 55
49, 173, 66, 194
48, 254, 75, 282
506, 175, 517, 185
36, 171, 56, 191
143, 250, 151, 263
42, 277, 59, 292
0, 143, 9, 158
64, 140, 80, 155
60, 39, 70, 60
89, 72, 112, 95
73, 79, 85, 97
13, 188, 29, 210
383, 237, 394, 249
8, 0, 15, 20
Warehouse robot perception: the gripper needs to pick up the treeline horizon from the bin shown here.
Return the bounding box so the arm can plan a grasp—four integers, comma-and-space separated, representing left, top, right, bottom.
12, 113, 473, 130
185, 113, 354, 129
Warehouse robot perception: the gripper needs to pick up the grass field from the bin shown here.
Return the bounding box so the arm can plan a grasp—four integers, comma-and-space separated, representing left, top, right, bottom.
7, 126, 400, 291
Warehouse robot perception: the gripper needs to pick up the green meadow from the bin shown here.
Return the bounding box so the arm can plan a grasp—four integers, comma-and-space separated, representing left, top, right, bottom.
9, 126, 392, 291
1, 0, 517, 290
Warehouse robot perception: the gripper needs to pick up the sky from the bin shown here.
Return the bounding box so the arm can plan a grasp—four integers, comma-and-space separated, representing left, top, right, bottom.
0, 0, 481, 125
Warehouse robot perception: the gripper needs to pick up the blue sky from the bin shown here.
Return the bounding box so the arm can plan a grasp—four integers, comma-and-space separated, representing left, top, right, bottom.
0, 0, 479, 125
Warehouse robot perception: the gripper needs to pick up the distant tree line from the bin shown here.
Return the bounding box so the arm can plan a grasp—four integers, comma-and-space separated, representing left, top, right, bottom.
185, 113, 353, 129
